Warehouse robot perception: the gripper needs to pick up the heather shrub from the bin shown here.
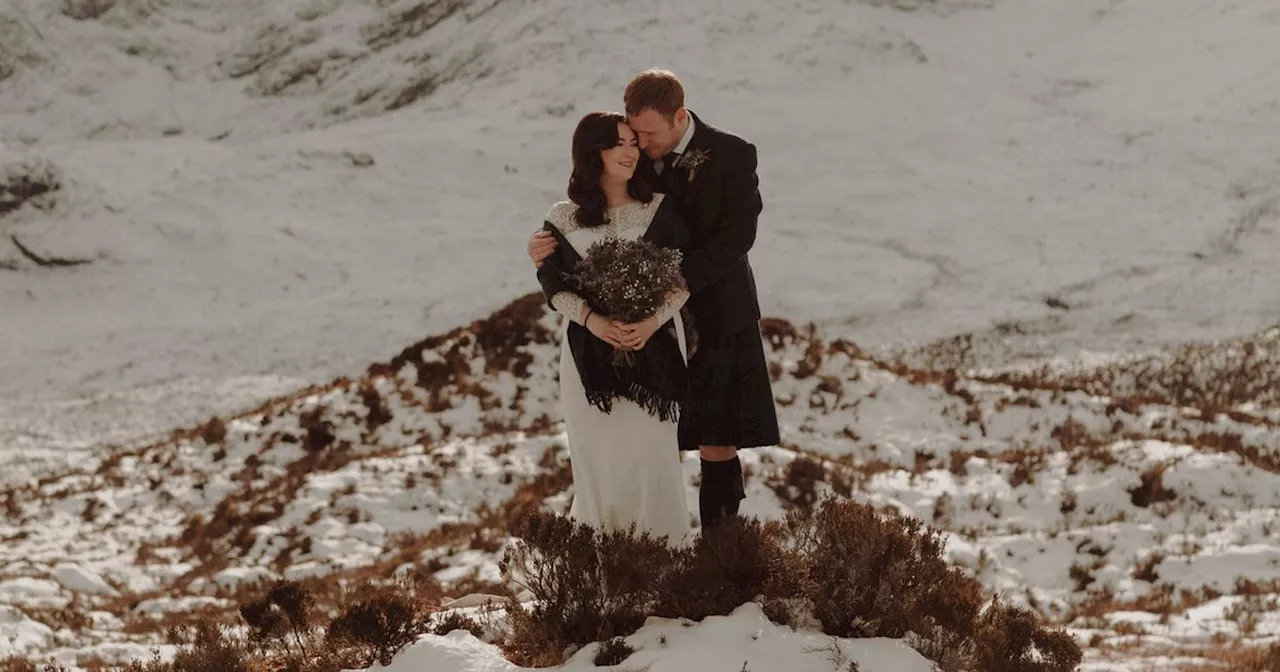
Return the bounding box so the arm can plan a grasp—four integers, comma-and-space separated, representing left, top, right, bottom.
239, 580, 313, 655
120, 620, 251, 672
768, 456, 827, 509
502, 512, 676, 666
431, 611, 484, 638
500, 499, 1080, 670
968, 599, 1084, 672
592, 637, 635, 666
789, 497, 983, 639
655, 517, 787, 621
1236, 643, 1280, 672
325, 579, 428, 667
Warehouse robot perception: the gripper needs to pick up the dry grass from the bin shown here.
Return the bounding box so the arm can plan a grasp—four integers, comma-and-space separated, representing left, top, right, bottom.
1181, 642, 1280, 671
117, 620, 250, 672
59, 0, 116, 20
1064, 583, 1222, 624
592, 637, 635, 666
1128, 463, 1178, 508
1, 156, 61, 217
1131, 551, 1165, 584
976, 329, 1280, 419
197, 418, 228, 446
359, 383, 393, 431
767, 455, 827, 508
430, 611, 484, 638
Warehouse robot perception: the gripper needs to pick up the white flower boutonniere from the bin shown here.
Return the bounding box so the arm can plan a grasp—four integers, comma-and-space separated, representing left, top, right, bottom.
676, 148, 710, 183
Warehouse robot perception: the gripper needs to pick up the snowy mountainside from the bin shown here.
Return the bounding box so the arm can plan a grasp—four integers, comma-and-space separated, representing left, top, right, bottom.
1, 295, 1277, 669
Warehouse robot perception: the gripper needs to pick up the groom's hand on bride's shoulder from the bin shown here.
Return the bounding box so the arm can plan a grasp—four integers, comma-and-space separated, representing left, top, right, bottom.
528, 231, 558, 268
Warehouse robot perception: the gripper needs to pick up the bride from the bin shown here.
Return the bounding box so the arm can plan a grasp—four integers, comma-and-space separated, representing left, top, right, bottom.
535, 111, 693, 544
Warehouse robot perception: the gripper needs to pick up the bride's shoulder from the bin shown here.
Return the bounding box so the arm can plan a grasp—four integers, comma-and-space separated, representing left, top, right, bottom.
544, 200, 577, 232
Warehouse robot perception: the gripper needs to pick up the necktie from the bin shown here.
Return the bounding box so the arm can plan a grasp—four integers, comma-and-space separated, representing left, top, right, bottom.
663, 152, 681, 174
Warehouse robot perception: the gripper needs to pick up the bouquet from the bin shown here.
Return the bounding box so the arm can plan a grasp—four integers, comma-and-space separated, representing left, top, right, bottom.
565, 238, 685, 366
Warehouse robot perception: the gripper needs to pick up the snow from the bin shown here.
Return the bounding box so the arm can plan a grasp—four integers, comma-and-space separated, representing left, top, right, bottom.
387, 603, 936, 672
52, 563, 119, 596
0, 579, 68, 609
133, 595, 233, 616
3, 0, 1280, 669
211, 566, 281, 591
0, 606, 54, 658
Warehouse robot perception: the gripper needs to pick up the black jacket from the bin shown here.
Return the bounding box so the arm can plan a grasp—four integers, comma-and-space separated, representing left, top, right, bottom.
641, 111, 763, 339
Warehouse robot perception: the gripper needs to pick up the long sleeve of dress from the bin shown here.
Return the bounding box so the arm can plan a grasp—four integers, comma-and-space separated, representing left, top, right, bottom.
551, 292, 588, 325
654, 287, 690, 326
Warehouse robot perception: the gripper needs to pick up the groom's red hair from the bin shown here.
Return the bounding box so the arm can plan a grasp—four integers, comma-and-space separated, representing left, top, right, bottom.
624, 69, 685, 122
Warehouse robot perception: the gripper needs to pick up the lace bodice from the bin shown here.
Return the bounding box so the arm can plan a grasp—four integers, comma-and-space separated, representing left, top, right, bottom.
545, 197, 662, 243
543, 196, 688, 327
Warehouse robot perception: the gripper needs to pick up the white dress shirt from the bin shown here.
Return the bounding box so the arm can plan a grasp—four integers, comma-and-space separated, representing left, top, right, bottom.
654, 114, 697, 175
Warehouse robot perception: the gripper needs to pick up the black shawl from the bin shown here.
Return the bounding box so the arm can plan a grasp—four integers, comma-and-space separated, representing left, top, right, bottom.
536, 197, 691, 421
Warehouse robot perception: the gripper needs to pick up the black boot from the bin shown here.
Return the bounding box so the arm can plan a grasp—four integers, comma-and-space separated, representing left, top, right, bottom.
699, 456, 746, 529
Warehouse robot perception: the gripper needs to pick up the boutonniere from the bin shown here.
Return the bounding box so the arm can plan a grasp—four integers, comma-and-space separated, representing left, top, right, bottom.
675, 148, 710, 183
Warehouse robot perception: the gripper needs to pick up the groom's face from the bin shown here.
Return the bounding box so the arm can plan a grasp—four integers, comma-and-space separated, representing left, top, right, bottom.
628, 108, 687, 161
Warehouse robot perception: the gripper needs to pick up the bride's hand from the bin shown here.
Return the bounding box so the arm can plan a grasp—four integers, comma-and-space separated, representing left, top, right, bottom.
585, 313, 627, 349
618, 315, 662, 351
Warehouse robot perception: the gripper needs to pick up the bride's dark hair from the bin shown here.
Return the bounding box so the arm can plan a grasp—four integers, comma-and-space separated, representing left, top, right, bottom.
568, 111, 653, 228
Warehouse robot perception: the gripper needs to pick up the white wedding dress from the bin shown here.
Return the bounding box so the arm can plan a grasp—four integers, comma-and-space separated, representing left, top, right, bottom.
545, 195, 692, 545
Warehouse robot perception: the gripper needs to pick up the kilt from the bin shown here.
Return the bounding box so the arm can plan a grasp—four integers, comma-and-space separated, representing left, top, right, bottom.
678, 325, 781, 451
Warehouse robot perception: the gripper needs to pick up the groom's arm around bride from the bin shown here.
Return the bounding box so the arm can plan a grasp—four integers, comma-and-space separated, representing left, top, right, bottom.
527, 69, 780, 530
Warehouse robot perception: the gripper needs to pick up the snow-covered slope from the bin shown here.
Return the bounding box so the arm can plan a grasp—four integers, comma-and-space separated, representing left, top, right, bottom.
3, 0, 1279, 467
1, 296, 1277, 669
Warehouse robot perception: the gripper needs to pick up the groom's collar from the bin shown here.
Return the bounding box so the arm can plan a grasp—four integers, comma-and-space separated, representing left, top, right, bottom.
683, 110, 714, 154
674, 112, 696, 155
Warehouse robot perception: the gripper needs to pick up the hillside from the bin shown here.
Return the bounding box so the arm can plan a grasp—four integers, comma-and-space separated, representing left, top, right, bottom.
2, 294, 1277, 669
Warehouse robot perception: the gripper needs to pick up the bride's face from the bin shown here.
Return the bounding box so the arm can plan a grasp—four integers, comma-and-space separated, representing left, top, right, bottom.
600, 122, 640, 183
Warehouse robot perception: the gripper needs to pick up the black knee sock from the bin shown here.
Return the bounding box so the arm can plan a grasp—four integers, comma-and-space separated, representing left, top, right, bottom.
699, 456, 745, 529
698, 461, 721, 530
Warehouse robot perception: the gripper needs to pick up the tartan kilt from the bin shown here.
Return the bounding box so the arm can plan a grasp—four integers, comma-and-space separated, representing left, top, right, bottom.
678, 324, 780, 451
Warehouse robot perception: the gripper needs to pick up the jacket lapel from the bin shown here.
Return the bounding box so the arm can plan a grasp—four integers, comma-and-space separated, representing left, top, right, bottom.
678, 110, 715, 195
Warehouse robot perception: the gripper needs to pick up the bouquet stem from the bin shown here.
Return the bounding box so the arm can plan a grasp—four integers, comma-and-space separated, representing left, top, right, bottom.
611, 347, 636, 367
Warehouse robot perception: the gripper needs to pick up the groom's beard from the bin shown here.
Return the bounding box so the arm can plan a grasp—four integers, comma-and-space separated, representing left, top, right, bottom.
645, 145, 674, 161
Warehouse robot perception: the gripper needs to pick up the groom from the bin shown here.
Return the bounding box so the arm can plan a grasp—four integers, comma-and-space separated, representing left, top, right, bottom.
529, 68, 780, 529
